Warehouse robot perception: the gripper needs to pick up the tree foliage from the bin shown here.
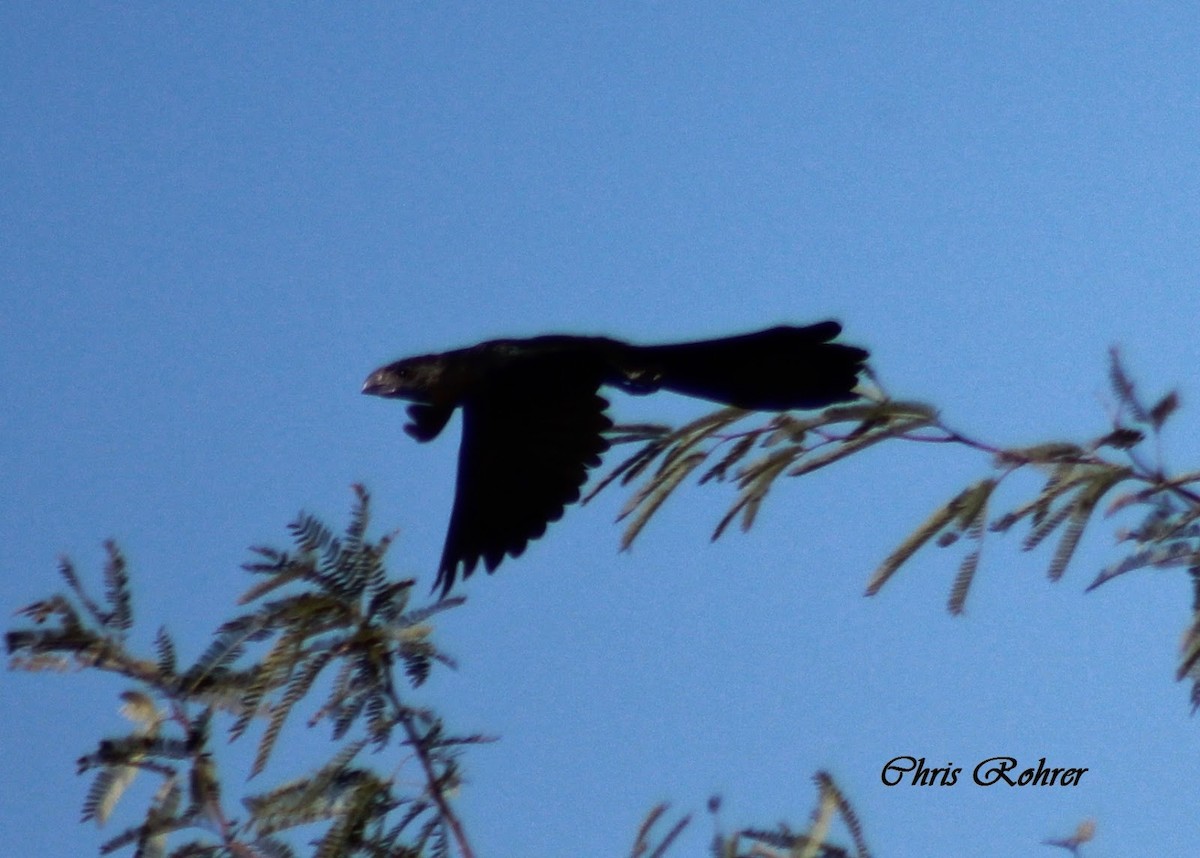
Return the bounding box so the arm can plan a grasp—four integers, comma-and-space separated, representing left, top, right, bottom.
603, 353, 1200, 710
13, 351, 1199, 855
8, 486, 483, 858
632, 773, 870, 858
8, 487, 868, 858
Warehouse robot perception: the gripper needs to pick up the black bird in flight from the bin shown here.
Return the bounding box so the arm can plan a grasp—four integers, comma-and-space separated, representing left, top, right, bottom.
363, 322, 868, 596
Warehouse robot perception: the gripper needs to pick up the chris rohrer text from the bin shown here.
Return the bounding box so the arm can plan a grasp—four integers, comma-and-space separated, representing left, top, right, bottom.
881, 756, 1088, 787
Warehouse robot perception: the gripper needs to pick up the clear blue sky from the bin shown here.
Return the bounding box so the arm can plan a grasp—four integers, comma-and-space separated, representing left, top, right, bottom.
5, 4, 1200, 856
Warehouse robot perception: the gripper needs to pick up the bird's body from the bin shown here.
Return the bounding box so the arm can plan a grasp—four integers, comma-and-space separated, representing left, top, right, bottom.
363, 322, 868, 595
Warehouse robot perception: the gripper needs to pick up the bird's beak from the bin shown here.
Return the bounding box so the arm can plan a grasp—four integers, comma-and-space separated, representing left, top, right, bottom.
361, 368, 395, 397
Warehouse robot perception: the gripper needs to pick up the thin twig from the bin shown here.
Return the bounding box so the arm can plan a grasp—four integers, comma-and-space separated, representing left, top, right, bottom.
384, 674, 475, 858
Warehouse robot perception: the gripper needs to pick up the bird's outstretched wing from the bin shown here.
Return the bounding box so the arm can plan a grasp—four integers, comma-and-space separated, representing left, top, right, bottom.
435, 355, 612, 595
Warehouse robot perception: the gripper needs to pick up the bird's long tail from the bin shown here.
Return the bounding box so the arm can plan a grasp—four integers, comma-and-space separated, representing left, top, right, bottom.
626, 322, 868, 411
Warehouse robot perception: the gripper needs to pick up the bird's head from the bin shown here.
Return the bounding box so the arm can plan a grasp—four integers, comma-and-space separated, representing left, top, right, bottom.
362, 355, 447, 404
364, 350, 472, 442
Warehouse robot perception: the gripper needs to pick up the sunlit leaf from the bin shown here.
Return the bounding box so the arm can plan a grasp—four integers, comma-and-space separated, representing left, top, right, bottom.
866, 484, 981, 596
619, 453, 706, 551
